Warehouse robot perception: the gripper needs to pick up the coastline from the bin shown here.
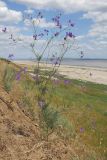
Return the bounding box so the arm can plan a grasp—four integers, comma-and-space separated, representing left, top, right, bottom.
14, 60, 107, 85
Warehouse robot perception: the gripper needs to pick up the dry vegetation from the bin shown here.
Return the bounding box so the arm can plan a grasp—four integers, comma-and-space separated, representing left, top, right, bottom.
0, 59, 106, 160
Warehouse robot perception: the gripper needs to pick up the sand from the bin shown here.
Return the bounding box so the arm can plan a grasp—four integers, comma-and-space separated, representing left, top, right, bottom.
14, 60, 107, 85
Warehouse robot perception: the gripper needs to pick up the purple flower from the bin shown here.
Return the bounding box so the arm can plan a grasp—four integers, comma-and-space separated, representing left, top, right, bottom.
16, 67, 27, 81
66, 32, 73, 38
37, 12, 43, 18
38, 12, 41, 16
70, 23, 74, 27
8, 54, 14, 60
80, 127, 85, 133
33, 34, 37, 40
68, 20, 74, 27
68, 32, 73, 38
59, 24, 62, 29
2, 27, 7, 33
52, 15, 62, 29
16, 72, 21, 81
64, 80, 70, 85
19, 67, 27, 74
44, 29, 49, 32
54, 32, 59, 37
80, 51, 84, 59
64, 32, 75, 40
38, 33, 44, 37
81, 55, 84, 59
50, 56, 60, 65
53, 57, 60, 65
64, 37, 67, 41
56, 20, 60, 26
44, 29, 49, 35
54, 61, 58, 65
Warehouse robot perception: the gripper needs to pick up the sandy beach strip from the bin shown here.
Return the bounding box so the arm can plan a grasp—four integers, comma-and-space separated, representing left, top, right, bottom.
14, 60, 107, 85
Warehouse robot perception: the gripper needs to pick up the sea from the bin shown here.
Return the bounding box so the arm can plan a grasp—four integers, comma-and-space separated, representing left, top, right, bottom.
61, 59, 107, 68
15, 59, 107, 69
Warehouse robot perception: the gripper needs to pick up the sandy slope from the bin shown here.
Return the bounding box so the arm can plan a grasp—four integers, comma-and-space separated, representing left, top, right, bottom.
0, 85, 41, 160
0, 86, 100, 160
14, 61, 107, 85
0, 60, 103, 160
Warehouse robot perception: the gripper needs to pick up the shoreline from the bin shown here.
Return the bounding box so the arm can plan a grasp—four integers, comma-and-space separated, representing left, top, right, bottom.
14, 59, 107, 69
14, 60, 107, 85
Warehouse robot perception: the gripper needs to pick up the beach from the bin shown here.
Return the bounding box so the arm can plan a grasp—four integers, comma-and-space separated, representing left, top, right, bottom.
14, 60, 107, 85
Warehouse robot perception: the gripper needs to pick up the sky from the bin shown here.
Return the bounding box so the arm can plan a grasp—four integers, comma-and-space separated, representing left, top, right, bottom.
0, 0, 107, 59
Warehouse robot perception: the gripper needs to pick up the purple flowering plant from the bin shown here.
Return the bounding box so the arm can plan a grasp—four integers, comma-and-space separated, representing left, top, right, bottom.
1, 12, 82, 141
21, 12, 80, 140
23, 12, 76, 90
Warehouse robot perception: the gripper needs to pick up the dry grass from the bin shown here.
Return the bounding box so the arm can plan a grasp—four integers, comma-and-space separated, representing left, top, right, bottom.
0, 59, 106, 160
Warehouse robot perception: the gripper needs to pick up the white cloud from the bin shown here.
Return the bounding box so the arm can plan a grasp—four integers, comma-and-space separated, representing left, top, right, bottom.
0, 0, 22, 23
84, 11, 107, 48
24, 9, 34, 14
0, 28, 31, 58
78, 1, 107, 57
83, 10, 107, 38
88, 23, 107, 38
10, 0, 107, 13
10, 0, 107, 50
24, 17, 55, 28
83, 11, 107, 23
1, 0, 107, 58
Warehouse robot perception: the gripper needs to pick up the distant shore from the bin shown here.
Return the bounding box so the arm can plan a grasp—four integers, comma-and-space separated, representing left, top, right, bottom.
14, 60, 107, 85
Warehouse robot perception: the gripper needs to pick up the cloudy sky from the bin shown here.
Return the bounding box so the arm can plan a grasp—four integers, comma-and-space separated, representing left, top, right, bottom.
0, 0, 107, 59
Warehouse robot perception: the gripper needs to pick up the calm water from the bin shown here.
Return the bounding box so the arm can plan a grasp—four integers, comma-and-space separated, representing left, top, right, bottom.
61, 59, 107, 68
15, 59, 107, 69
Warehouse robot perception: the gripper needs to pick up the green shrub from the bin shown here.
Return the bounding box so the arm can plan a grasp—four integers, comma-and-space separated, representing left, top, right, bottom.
40, 107, 59, 141
57, 114, 75, 139
39, 106, 75, 141
3, 66, 15, 92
